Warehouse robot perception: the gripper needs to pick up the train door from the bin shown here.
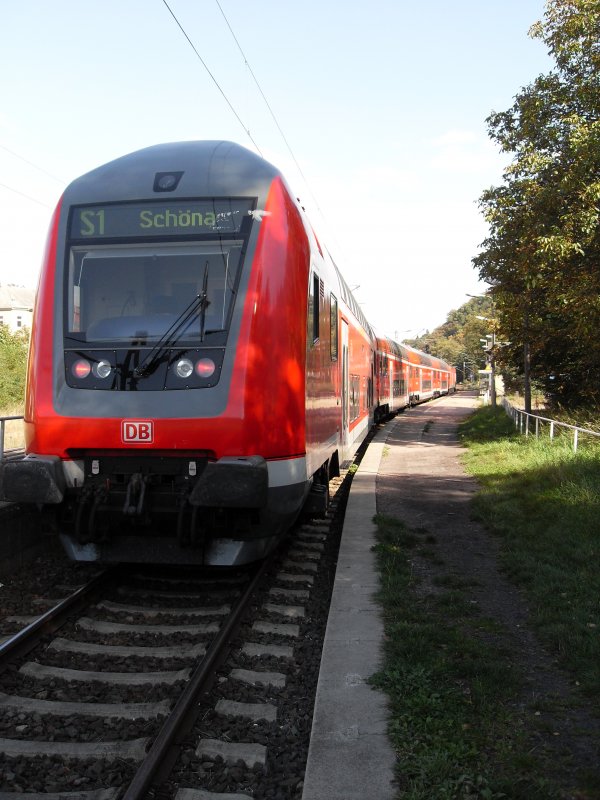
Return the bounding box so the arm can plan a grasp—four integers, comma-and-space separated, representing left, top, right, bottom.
341, 319, 349, 448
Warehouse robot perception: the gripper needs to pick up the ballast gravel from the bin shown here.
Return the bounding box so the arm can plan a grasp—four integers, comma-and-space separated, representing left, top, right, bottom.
0, 466, 357, 800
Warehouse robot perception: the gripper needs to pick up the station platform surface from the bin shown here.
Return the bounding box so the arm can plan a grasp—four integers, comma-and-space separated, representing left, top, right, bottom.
302, 391, 479, 800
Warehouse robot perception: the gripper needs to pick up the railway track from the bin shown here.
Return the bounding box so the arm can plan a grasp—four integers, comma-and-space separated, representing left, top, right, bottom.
0, 469, 352, 799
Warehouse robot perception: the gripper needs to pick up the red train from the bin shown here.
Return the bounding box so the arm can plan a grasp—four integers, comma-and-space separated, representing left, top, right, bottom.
375, 338, 456, 420
0, 141, 455, 565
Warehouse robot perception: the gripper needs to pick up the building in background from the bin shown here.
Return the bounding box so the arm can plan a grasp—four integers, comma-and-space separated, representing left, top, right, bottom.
0, 285, 34, 332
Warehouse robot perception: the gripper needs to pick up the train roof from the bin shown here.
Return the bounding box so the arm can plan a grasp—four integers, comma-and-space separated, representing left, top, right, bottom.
330, 260, 374, 340
375, 336, 453, 372
62, 140, 283, 206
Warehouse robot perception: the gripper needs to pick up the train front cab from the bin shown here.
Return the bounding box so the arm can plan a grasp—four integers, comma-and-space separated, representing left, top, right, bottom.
2, 143, 342, 564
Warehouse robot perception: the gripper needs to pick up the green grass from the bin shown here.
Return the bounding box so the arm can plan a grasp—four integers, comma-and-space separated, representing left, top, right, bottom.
371, 514, 562, 799
459, 407, 600, 696
0, 402, 25, 450
371, 409, 600, 797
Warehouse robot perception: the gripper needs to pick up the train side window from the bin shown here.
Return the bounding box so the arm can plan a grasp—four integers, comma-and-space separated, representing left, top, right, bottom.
330, 294, 338, 361
307, 272, 320, 346
306, 275, 319, 347
350, 374, 360, 421
312, 273, 320, 343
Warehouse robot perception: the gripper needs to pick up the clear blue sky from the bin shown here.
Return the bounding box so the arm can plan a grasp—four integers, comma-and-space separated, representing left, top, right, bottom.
0, 0, 552, 339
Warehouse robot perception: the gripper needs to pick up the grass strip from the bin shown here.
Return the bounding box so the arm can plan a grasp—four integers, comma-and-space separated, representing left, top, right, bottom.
371, 513, 562, 799
459, 407, 600, 697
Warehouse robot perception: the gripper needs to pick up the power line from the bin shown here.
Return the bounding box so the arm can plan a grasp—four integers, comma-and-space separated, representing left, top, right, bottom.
213, 0, 323, 215
162, 1, 342, 260
0, 181, 53, 208
161, 0, 263, 157
0, 143, 65, 184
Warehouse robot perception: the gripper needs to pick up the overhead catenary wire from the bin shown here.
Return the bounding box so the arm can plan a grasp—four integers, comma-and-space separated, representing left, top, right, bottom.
0, 142, 64, 209
160, 0, 263, 157
212, 0, 349, 265
0, 143, 65, 185
213, 0, 324, 217
0, 181, 52, 209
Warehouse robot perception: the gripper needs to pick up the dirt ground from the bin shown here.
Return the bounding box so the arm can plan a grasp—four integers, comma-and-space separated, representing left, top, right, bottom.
375, 391, 600, 798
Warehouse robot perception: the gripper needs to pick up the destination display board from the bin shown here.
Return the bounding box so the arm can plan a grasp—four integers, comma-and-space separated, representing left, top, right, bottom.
69, 199, 254, 239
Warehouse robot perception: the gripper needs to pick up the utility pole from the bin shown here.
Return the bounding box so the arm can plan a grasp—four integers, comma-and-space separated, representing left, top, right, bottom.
480, 331, 497, 408
523, 309, 531, 413
489, 333, 497, 408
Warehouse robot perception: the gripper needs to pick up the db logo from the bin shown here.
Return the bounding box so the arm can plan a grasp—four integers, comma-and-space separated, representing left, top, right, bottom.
121, 420, 154, 443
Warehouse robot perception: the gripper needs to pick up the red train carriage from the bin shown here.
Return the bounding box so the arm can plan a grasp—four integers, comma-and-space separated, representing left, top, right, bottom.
374, 337, 409, 421
0, 140, 456, 566
0, 141, 374, 565
331, 265, 375, 453
374, 338, 455, 420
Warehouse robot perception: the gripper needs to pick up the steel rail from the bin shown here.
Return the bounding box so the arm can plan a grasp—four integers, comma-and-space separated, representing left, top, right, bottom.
122, 556, 273, 800
0, 567, 119, 671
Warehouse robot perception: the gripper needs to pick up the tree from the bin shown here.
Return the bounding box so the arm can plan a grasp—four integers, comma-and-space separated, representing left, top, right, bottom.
474, 0, 600, 408
404, 296, 495, 381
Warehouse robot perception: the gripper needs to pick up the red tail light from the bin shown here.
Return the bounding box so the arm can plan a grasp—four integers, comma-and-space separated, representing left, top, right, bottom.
72, 359, 91, 379
195, 358, 216, 378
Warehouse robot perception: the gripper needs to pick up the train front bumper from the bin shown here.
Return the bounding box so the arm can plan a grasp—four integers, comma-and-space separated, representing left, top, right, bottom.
0, 455, 66, 504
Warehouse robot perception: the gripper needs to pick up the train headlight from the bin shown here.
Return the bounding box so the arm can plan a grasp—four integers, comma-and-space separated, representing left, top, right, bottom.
92, 359, 112, 379
175, 358, 194, 379
72, 359, 91, 379
195, 358, 216, 378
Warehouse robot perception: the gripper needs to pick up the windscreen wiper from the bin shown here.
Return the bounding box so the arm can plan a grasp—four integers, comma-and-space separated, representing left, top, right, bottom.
198, 260, 210, 342
133, 289, 209, 378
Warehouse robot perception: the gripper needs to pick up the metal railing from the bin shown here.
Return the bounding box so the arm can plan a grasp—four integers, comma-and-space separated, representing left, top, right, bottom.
502, 398, 600, 452
0, 415, 24, 462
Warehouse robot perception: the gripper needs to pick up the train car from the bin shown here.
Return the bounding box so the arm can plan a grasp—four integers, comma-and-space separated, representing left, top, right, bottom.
0, 141, 375, 565
373, 338, 456, 419
374, 337, 409, 421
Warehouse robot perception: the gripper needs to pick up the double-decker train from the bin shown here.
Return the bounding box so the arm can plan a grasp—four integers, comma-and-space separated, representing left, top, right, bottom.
0, 141, 455, 565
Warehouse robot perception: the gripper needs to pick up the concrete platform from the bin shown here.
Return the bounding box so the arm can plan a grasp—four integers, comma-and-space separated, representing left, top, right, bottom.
302, 392, 479, 800
301, 426, 396, 800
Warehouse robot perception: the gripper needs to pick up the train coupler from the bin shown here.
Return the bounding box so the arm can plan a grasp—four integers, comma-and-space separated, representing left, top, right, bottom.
75, 484, 110, 544
123, 472, 148, 516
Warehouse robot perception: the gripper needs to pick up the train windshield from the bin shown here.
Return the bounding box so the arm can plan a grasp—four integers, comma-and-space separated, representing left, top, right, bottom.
66, 241, 243, 344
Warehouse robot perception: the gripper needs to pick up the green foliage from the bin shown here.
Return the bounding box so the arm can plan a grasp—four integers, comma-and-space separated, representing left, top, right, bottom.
474, 0, 600, 407
460, 407, 600, 696
404, 295, 494, 381
0, 325, 29, 408
457, 406, 516, 443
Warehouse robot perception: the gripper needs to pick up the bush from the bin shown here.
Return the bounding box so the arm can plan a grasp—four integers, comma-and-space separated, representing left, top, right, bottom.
0, 325, 29, 409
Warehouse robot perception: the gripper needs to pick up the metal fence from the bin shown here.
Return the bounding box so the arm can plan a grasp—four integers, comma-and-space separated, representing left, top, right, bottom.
0, 415, 24, 462
502, 398, 600, 452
